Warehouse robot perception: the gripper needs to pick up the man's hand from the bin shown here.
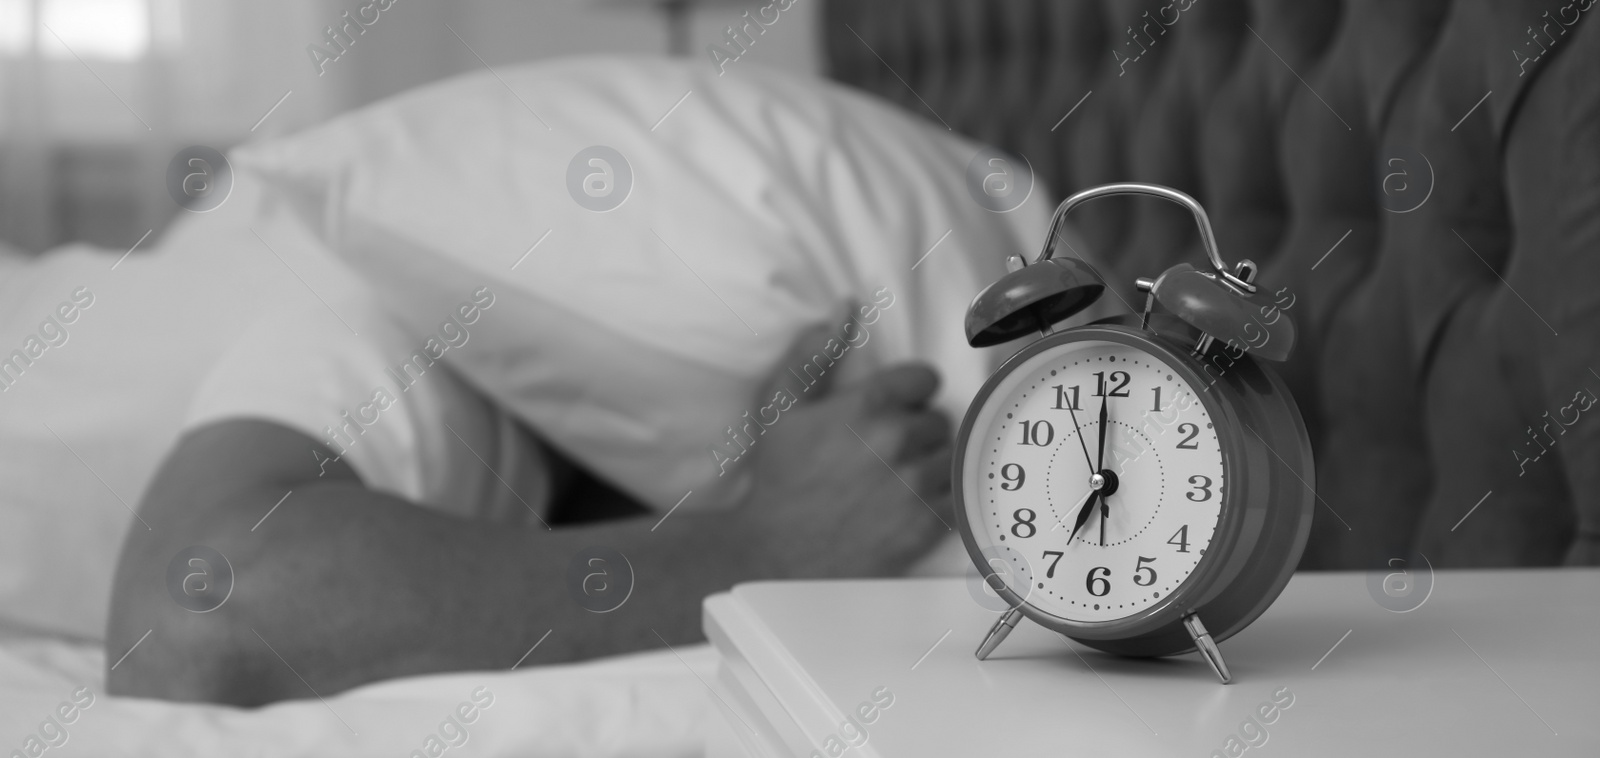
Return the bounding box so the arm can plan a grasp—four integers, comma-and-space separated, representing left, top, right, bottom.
733, 321, 954, 579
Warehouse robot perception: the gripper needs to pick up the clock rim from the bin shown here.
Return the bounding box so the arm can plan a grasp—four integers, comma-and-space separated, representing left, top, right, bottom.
953, 323, 1250, 640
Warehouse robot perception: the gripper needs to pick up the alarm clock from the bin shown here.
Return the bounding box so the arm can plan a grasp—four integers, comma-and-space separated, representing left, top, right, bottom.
956, 183, 1314, 684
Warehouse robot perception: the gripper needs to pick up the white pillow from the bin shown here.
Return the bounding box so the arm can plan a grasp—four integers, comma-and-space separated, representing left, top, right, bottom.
234, 55, 1060, 511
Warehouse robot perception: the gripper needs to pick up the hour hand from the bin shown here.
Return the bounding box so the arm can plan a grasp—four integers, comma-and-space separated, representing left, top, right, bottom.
1065, 492, 1099, 545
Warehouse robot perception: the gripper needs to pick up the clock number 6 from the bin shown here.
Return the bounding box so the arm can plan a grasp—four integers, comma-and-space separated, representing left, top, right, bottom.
1086, 566, 1111, 597
1186, 474, 1213, 502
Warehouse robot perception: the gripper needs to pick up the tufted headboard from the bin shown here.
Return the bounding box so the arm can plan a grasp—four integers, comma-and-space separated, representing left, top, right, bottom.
821, 0, 1600, 569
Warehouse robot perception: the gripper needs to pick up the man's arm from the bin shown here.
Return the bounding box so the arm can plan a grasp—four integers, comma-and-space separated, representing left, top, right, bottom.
106, 326, 954, 706
106, 418, 766, 705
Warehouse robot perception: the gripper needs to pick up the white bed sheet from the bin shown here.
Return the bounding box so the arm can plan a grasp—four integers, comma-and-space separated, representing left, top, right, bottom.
0, 626, 713, 758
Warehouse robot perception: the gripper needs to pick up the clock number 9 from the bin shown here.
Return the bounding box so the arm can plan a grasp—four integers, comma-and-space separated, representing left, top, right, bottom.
1011, 508, 1036, 538
1186, 474, 1213, 502
1086, 566, 1111, 597
1000, 463, 1026, 491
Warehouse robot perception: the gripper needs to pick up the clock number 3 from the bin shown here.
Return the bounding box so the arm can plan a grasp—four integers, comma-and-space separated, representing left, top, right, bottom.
1186, 474, 1213, 501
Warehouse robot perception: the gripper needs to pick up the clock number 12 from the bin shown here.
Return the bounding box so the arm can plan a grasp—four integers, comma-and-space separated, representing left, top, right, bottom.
1093, 371, 1129, 398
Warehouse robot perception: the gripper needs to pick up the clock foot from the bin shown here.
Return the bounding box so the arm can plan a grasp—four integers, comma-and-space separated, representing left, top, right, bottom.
1183, 612, 1232, 684
975, 607, 1025, 661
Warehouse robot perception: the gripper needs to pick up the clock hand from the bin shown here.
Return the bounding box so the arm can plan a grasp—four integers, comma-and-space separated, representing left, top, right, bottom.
1096, 393, 1109, 473
1052, 487, 1096, 531
1064, 471, 1108, 544
1065, 492, 1099, 545
1096, 394, 1110, 546
1065, 401, 1096, 476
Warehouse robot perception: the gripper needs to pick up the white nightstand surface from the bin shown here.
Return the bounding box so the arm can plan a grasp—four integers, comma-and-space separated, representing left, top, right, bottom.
702, 569, 1599, 757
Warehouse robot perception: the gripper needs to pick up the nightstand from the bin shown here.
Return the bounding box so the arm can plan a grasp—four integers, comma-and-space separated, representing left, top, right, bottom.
703, 570, 1598, 757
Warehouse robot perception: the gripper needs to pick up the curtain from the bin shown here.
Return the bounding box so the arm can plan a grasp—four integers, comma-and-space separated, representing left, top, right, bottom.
0, 0, 694, 255
0, 0, 358, 252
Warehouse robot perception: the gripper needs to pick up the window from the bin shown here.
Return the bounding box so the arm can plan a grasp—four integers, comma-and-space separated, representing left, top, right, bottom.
1, 0, 177, 59
0, 0, 31, 54
43, 0, 149, 59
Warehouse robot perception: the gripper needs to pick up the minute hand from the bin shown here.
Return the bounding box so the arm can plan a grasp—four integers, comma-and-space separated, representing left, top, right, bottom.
1097, 394, 1110, 546
1065, 399, 1096, 476
1096, 394, 1109, 473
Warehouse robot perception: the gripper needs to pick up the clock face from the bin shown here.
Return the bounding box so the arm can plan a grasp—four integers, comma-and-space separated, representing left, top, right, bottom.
960, 338, 1227, 624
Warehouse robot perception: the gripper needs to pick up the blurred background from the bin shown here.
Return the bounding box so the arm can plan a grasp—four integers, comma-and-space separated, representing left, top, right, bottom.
3, 0, 1596, 573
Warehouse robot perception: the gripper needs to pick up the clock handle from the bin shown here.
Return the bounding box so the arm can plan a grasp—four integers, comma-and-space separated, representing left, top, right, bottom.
1183, 612, 1233, 684
1031, 183, 1257, 294
974, 606, 1025, 661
